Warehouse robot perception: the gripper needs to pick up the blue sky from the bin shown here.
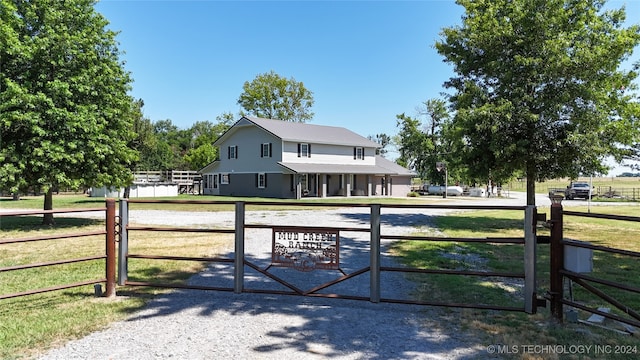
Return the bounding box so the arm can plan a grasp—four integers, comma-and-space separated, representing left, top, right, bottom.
96, 0, 640, 175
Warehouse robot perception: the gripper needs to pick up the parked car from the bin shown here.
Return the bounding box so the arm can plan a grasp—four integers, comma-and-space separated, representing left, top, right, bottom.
565, 182, 596, 200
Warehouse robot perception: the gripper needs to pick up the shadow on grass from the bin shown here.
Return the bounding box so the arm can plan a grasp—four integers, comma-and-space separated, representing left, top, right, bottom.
0, 216, 103, 232
338, 211, 439, 229
434, 215, 524, 234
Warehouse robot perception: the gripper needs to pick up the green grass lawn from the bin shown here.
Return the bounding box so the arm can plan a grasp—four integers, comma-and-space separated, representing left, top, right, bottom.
0, 214, 232, 359
2, 195, 638, 359
392, 206, 640, 360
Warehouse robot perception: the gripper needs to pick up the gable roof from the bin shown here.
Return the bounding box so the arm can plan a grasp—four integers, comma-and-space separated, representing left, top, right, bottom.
374, 155, 416, 176
214, 116, 380, 148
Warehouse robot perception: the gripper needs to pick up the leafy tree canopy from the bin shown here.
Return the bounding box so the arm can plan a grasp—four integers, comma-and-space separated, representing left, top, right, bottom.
0, 0, 137, 223
395, 98, 452, 184
132, 113, 234, 172
436, 0, 640, 204
237, 70, 314, 123
368, 133, 392, 157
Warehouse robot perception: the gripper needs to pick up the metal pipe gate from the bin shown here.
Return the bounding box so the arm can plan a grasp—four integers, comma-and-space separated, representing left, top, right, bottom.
117, 199, 539, 314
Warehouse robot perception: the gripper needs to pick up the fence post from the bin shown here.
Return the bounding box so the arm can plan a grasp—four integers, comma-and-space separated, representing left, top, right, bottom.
117, 199, 129, 286
105, 199, 116, 297
524, 205, 537, 314
370, 204, 381, 303
549, 195, 564, 322
234, 201, 245, 294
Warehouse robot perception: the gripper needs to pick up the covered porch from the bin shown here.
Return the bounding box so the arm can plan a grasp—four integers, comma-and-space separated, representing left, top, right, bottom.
278, 162, 393, 200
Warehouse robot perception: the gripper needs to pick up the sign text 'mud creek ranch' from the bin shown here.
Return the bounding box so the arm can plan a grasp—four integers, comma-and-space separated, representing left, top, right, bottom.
271, 227, 340, 271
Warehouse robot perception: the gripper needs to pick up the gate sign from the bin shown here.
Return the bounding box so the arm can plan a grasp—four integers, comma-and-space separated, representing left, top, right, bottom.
272, 227, 340, 272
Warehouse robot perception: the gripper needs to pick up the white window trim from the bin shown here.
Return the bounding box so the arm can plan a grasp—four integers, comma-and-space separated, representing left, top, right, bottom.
261, 143, 270, 157
221, 173, 230, 184
258, 173, 266, 188
300, 143, 309, 157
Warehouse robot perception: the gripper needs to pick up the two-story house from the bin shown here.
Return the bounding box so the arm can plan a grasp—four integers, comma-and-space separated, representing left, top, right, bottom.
198, 116, 415, 199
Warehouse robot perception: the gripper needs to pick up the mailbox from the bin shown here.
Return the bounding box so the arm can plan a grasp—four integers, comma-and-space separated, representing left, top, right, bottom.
564, 241, 593, 273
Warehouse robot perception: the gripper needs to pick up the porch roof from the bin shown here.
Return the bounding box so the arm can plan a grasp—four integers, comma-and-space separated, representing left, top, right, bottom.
277, 159, 415, 176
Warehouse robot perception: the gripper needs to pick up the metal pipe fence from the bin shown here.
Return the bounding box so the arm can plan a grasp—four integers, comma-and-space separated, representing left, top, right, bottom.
0, 200, 116, 300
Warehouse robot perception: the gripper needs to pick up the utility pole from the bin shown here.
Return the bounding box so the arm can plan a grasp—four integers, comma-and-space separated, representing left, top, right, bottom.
436, 161, 447, 199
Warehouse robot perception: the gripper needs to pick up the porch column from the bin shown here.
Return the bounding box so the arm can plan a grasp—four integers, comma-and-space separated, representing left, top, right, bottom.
320, 174, 327, 198
345, 174, 352, 197
366, 175, 372, 196
384, 175, 390, 196
296, 174, 302, 199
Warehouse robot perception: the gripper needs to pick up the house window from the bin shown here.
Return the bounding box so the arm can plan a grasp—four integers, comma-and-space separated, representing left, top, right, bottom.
203, 174, 209, 189
257, 173, 266, 188
261, 143, 272, 158
228, 145, 238, 159
298, 143, 310, 157
354, 147, 364, 160
221, 173, 230, 184
207, 174, 213, 189
212, 174, 217, 189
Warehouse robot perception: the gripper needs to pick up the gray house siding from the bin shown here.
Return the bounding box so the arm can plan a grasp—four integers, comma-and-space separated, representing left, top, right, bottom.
215, 125, 283, 174
390, 176, 412, 196
371, 175, 412, 196
217, 172, 295, 198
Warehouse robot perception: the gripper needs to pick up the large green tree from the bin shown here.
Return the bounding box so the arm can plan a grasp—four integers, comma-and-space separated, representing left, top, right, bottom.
0, 0, 137, 224
436, 0, 640, 205
395, 113, 433, 179
238, 70, 315, 122
184, 116, 233, 170
395, 98, 451, 184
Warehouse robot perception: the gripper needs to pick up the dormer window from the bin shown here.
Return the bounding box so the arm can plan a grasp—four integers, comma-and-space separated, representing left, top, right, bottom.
354, 147, 365, 160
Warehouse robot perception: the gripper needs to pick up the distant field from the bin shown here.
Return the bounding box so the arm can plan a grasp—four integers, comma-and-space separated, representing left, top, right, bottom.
506, 176, 640, 193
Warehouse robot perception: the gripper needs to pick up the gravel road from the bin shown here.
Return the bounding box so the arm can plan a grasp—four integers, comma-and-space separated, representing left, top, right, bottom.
33, 193, 638, 359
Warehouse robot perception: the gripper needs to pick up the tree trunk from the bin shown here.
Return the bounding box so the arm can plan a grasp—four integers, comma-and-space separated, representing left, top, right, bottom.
526, 170, 536, 206
12, 193, 20, 201
43, 188, 55, 225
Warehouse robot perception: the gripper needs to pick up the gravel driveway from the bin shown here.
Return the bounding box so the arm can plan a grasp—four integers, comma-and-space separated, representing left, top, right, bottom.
35, 193, 636, 359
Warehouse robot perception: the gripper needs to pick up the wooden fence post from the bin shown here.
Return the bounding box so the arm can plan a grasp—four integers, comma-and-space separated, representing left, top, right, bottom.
549, 195, 564, 322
